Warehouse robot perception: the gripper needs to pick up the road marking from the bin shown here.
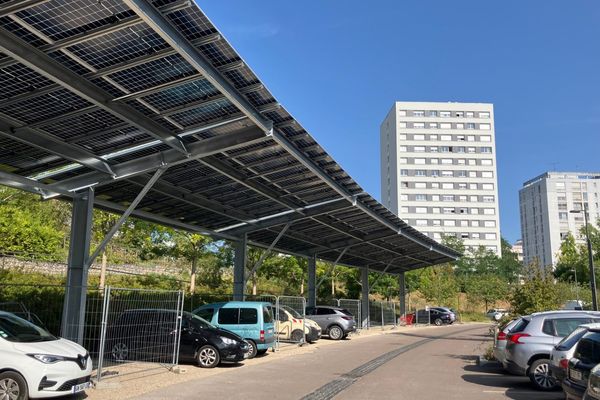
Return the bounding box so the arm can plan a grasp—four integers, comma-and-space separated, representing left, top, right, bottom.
301, 326, 483, 400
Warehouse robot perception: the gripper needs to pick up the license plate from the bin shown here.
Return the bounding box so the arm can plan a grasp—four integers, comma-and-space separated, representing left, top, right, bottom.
243, 352, 250, 359
267, 329, 273, 334
72, 382, 91, 394
570, 368, 583, 381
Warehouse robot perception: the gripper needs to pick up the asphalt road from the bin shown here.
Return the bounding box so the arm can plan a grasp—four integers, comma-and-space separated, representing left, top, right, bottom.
135, 324, 565, 400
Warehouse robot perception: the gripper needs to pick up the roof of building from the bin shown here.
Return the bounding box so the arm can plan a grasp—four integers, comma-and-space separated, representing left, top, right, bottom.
0, 0, 460, 273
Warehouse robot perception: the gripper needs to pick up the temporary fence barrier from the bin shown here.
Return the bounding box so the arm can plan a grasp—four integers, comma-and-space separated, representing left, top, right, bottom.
338, 299, 362, 331
96, 287, 184, 381
275, 295, 306, 348
415, 308, 432, 326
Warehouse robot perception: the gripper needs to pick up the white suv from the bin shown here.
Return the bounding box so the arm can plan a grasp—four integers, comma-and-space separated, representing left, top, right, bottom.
0, 311, 92, 399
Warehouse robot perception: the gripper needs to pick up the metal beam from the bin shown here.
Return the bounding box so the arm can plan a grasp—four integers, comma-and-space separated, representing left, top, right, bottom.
399, 272, 406, 318
199, 156, 302, 213
361, 267, 369, 329
0, 170, 70, 198
307, 255, 317, 308
87, 168, 166, 266
61, 188, 94, 344
246, 222, 290, 280
316, 247, 348, 290
48, 126, 267, 192
219, 198, 351, 235
0, 28, 188, 155
124, 0, 273, 134
369, 258, 397, 288
233, 235, 247, 300
0, 117, 115, 177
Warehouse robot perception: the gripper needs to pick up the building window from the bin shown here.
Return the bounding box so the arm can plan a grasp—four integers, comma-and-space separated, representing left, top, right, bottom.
442, 194, 455, 201
432, 219, 441, 226
483, 195, 495, 203
455, 111, 464, 117
479, 112, 490, 119
431, 170, 439, 177
399, 134, 407, 140
430, 158, 439, 164
415, 158, 426, 165
398, 110, 407, 116
484, 220, 496, 227
457, 135, 465, 141
441, 158, 453, 165
458, 183, 467, 190
432, 207, 440, 214
443, 220, 456, 226
413, 122, 425, 129
415, 194, 427, 201
441, 135, 452, 141
400, 158, 408, 164
414, 134, 425, 140
461, 233, 469, 239
482, 183, 494, 190
481, 147, 492, 153
442, 183, 454, 190
413, 110, 425, 117
415, 182, 427, 189
441, 146, 450, 153
400, 169, 408, 176
466, 111, 474, 117
471, 220, 480, 227
480, 123, 491, 130
414, 146, 426, 152
401, 181, 409, 188
481, 159, 493, 166
400, 194, 408, 201
401, 206, 409, 213
483, 208, 496, 215
415, 170, 426, 176
399, 122, 407, 128
482, 171, 493, 178
416, 219, 428, 226
472, 233, 480, 239
415, 207, 427, 214
456, 123, 464, 129
431, 182, 440, 188
440, 123, 452, 129
440, 111, 451, 118
430, 123, 438, 129
430, 146, 439, 152
468, 159, 476, 165
466, 123, 475, 129
431, 195, 440, 201
458, 171, 467, 178
443, 207, 454, 214
441, 170, 453, 177
457, 159, 466, 165
399, 146, 407, 152
485, 233, 497, 240
559, 212, 568, 220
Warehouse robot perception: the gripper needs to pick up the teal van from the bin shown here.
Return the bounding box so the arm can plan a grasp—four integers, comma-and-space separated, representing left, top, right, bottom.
193, 301, 275, 358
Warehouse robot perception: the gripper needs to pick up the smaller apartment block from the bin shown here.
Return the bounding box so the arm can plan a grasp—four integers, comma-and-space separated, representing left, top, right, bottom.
519, 172, 600, 267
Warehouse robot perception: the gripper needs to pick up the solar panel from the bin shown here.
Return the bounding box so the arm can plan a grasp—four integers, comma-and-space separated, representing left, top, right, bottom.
0, 0, 460, 272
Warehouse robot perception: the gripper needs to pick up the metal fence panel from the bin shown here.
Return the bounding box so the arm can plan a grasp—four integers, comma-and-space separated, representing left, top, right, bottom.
97, 287, 184, 381
381, 301, 397, 327
368, 301, 382, 328
338, 299, 361, 331
275, 296, 306, 348
415, 309, 431, 325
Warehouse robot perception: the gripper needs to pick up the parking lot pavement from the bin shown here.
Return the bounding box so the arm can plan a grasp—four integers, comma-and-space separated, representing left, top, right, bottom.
86, 323, 565, 400
336, 326, 565, 400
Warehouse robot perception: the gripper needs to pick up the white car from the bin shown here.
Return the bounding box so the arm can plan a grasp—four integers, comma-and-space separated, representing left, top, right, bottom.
486, 308, 508, 321
0, 311, 93, 399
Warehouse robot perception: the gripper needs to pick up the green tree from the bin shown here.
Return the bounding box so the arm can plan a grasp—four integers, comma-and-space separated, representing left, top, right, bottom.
465, 273, 509, 311
170, 231, 211, 293
418, 265, 459, 306
554, 232, 588, 283
511, 262, 560, 315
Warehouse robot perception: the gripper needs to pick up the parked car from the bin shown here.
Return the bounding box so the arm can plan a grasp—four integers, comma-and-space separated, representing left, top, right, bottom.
273, 305, 319, 343
584, 363, 600, 399
487, 308, 509, 321
413, 307, 455, 326
0, 311, 93, 398
493, 318, 520, 365
193, 301, 275, 358
504, 310, 600, 390
550, 323, 600, 384
562, 327, 600, 400
564, 300, 585, 310
305, 306, 357, 340
106, 309, 249, 368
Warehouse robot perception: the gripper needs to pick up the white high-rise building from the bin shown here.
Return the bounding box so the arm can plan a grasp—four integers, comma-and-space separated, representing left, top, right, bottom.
519, 172, 600, 268
380, 101, 501, 256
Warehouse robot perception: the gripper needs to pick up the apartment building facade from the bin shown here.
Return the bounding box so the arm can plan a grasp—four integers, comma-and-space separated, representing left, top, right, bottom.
519, 171, 600, 268
380, 101, 501, 256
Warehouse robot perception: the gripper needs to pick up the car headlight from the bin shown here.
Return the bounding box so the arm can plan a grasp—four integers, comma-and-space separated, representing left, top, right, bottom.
220, 337, 237, 345
28, 354, 67, 364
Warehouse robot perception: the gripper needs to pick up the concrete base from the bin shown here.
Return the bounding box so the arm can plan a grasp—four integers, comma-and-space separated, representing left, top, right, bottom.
94, 380, 121, 390
171, 366, 187, 374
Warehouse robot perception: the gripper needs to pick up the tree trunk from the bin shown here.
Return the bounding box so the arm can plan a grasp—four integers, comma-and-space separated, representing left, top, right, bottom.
190, 257, 197, 294
252, 273, 257, 296
99, 251, 107, 290
300, 280, 304, 296
331, 276, 335, 296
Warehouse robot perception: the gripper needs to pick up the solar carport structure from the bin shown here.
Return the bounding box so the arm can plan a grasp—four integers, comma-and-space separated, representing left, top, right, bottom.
0, 0, 460, 341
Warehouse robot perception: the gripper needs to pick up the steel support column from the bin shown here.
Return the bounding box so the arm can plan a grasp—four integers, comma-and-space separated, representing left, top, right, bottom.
308, 255, 317, 308
399, 272, 406, 318
233, 235, 247, 301
361, 267, 369, 329
61, 188, 94, 344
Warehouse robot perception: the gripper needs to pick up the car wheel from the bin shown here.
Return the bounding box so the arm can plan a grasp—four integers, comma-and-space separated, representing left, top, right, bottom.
291, 329, 304, 343
0, 371, 28, 400
434, 318, 443, 326
245, 340, 258, 359
328, 325, 343, 340
528, 359, 557, 391
256, 349, 268, 356
111, 342, 129, 362
196, 345, 220, 368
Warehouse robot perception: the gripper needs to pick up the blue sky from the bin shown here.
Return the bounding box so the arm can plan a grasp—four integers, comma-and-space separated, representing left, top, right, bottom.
199, 1, 600, 244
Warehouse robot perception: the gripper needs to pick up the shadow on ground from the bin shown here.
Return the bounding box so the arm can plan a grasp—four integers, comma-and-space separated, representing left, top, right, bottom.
462, 361, 563, 400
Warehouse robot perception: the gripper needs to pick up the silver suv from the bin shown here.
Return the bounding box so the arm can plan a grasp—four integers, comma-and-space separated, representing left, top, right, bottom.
504, 310, 600, 391
305, 306, 357, 340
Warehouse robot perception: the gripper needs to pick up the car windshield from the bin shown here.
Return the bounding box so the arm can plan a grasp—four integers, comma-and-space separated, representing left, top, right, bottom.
556, 327, 588, 351
189, 314, 215, 329
282, 305, 303, 319
0, 313, 57, 343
